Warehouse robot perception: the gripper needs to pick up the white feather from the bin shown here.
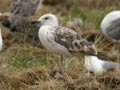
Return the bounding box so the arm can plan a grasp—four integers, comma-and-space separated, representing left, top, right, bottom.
38, 25, 70, 56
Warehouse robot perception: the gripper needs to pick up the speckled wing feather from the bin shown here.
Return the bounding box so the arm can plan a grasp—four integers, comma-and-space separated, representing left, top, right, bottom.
53, 26, 83, 51
10, 0, 43, 17
106, 18, 120, 41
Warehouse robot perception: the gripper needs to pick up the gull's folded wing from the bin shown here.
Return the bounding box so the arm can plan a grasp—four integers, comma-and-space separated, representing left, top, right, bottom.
10, 0, 43, 17
52, 26, 83, 51
106, 18, 120, 41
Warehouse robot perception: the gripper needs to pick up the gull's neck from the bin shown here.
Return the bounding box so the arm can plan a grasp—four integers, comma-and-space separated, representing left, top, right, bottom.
42, 20, 59, 27
43, 24, 58, 27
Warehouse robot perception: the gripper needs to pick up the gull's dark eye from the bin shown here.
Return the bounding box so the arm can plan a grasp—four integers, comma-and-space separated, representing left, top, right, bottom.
44, 17, 49, 20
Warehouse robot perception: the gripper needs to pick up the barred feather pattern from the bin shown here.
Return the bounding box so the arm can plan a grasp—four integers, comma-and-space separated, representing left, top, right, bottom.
10, 0, 43, 17
53, 26, 87, 52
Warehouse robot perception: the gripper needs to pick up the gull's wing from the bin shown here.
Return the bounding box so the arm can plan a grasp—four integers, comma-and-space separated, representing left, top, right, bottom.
52, 26, 84, 52
10, 0, 43, 17
105, 18, 120, 41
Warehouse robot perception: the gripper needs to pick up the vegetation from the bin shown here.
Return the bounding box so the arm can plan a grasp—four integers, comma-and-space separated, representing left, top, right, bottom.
0, 0, 120, 90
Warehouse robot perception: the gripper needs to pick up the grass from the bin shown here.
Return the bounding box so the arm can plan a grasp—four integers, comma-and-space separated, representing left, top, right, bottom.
0, 0, 120, 90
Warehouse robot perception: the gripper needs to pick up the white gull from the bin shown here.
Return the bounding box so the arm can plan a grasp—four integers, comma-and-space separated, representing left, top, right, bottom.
38, 14, 97, 71
84, 55, 120, 75
101, 11, 120, 42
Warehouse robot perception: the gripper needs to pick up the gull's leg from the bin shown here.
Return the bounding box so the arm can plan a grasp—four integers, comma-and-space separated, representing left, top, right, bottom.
63, 56, 68, 71
58, 55, 68, 72
53, 55, 66, 79
58, 56, 61, 70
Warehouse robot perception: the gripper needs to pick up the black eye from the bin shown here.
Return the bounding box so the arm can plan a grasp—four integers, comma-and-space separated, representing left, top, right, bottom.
44, 17, 49, 20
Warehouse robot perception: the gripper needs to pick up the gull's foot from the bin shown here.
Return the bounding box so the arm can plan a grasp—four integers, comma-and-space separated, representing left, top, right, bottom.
51, 70, 64, 79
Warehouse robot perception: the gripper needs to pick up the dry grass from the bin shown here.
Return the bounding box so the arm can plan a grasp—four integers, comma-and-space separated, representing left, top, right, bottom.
0, 0, 120, 90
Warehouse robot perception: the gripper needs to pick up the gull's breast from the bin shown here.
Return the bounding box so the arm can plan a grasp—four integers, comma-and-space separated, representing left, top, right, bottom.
39, 26, 54, 50
38, 26, 70, 56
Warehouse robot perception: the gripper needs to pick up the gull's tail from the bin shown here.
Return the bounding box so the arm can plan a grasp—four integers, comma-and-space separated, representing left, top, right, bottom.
102, 60, 120, 70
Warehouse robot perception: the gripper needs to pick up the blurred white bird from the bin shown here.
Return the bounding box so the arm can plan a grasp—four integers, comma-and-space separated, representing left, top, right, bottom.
101, 11, 120, 42
84, 55, 120, 75
38, 14, 97, 71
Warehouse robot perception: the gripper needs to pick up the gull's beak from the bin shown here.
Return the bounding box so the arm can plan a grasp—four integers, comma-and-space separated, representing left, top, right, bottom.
31, 21, 41, 25
38, 20, 42, 26
84, 44, 98, 55
38, 19, 44, 25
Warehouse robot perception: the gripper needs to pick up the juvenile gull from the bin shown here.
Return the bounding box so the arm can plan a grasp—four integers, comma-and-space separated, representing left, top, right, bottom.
0, 0, 43, 47
84, 55, 120, 75
38, 14, 97, 71
100, 11, 120, 42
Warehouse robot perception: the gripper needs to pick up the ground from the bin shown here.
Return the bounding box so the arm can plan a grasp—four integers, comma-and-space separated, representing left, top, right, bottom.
0, 0, 120, 90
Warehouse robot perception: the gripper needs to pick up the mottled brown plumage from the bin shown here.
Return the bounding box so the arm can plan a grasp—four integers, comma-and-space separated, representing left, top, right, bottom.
10, 0, 43, 17
0, 0, 43, 47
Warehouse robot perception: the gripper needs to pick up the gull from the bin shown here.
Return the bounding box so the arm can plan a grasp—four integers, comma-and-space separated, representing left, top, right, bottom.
100, 11, 120, 59
0, 0, 43, 47
0, 0, 43, 26
38, 14, 97, 71
87, 11, 120, 76
100, 11, 120, 42
84, 55, 120, 75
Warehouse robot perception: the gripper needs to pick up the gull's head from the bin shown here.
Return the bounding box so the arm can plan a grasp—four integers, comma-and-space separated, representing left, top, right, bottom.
81, 39, 98, 55
38, 14, 58, 26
